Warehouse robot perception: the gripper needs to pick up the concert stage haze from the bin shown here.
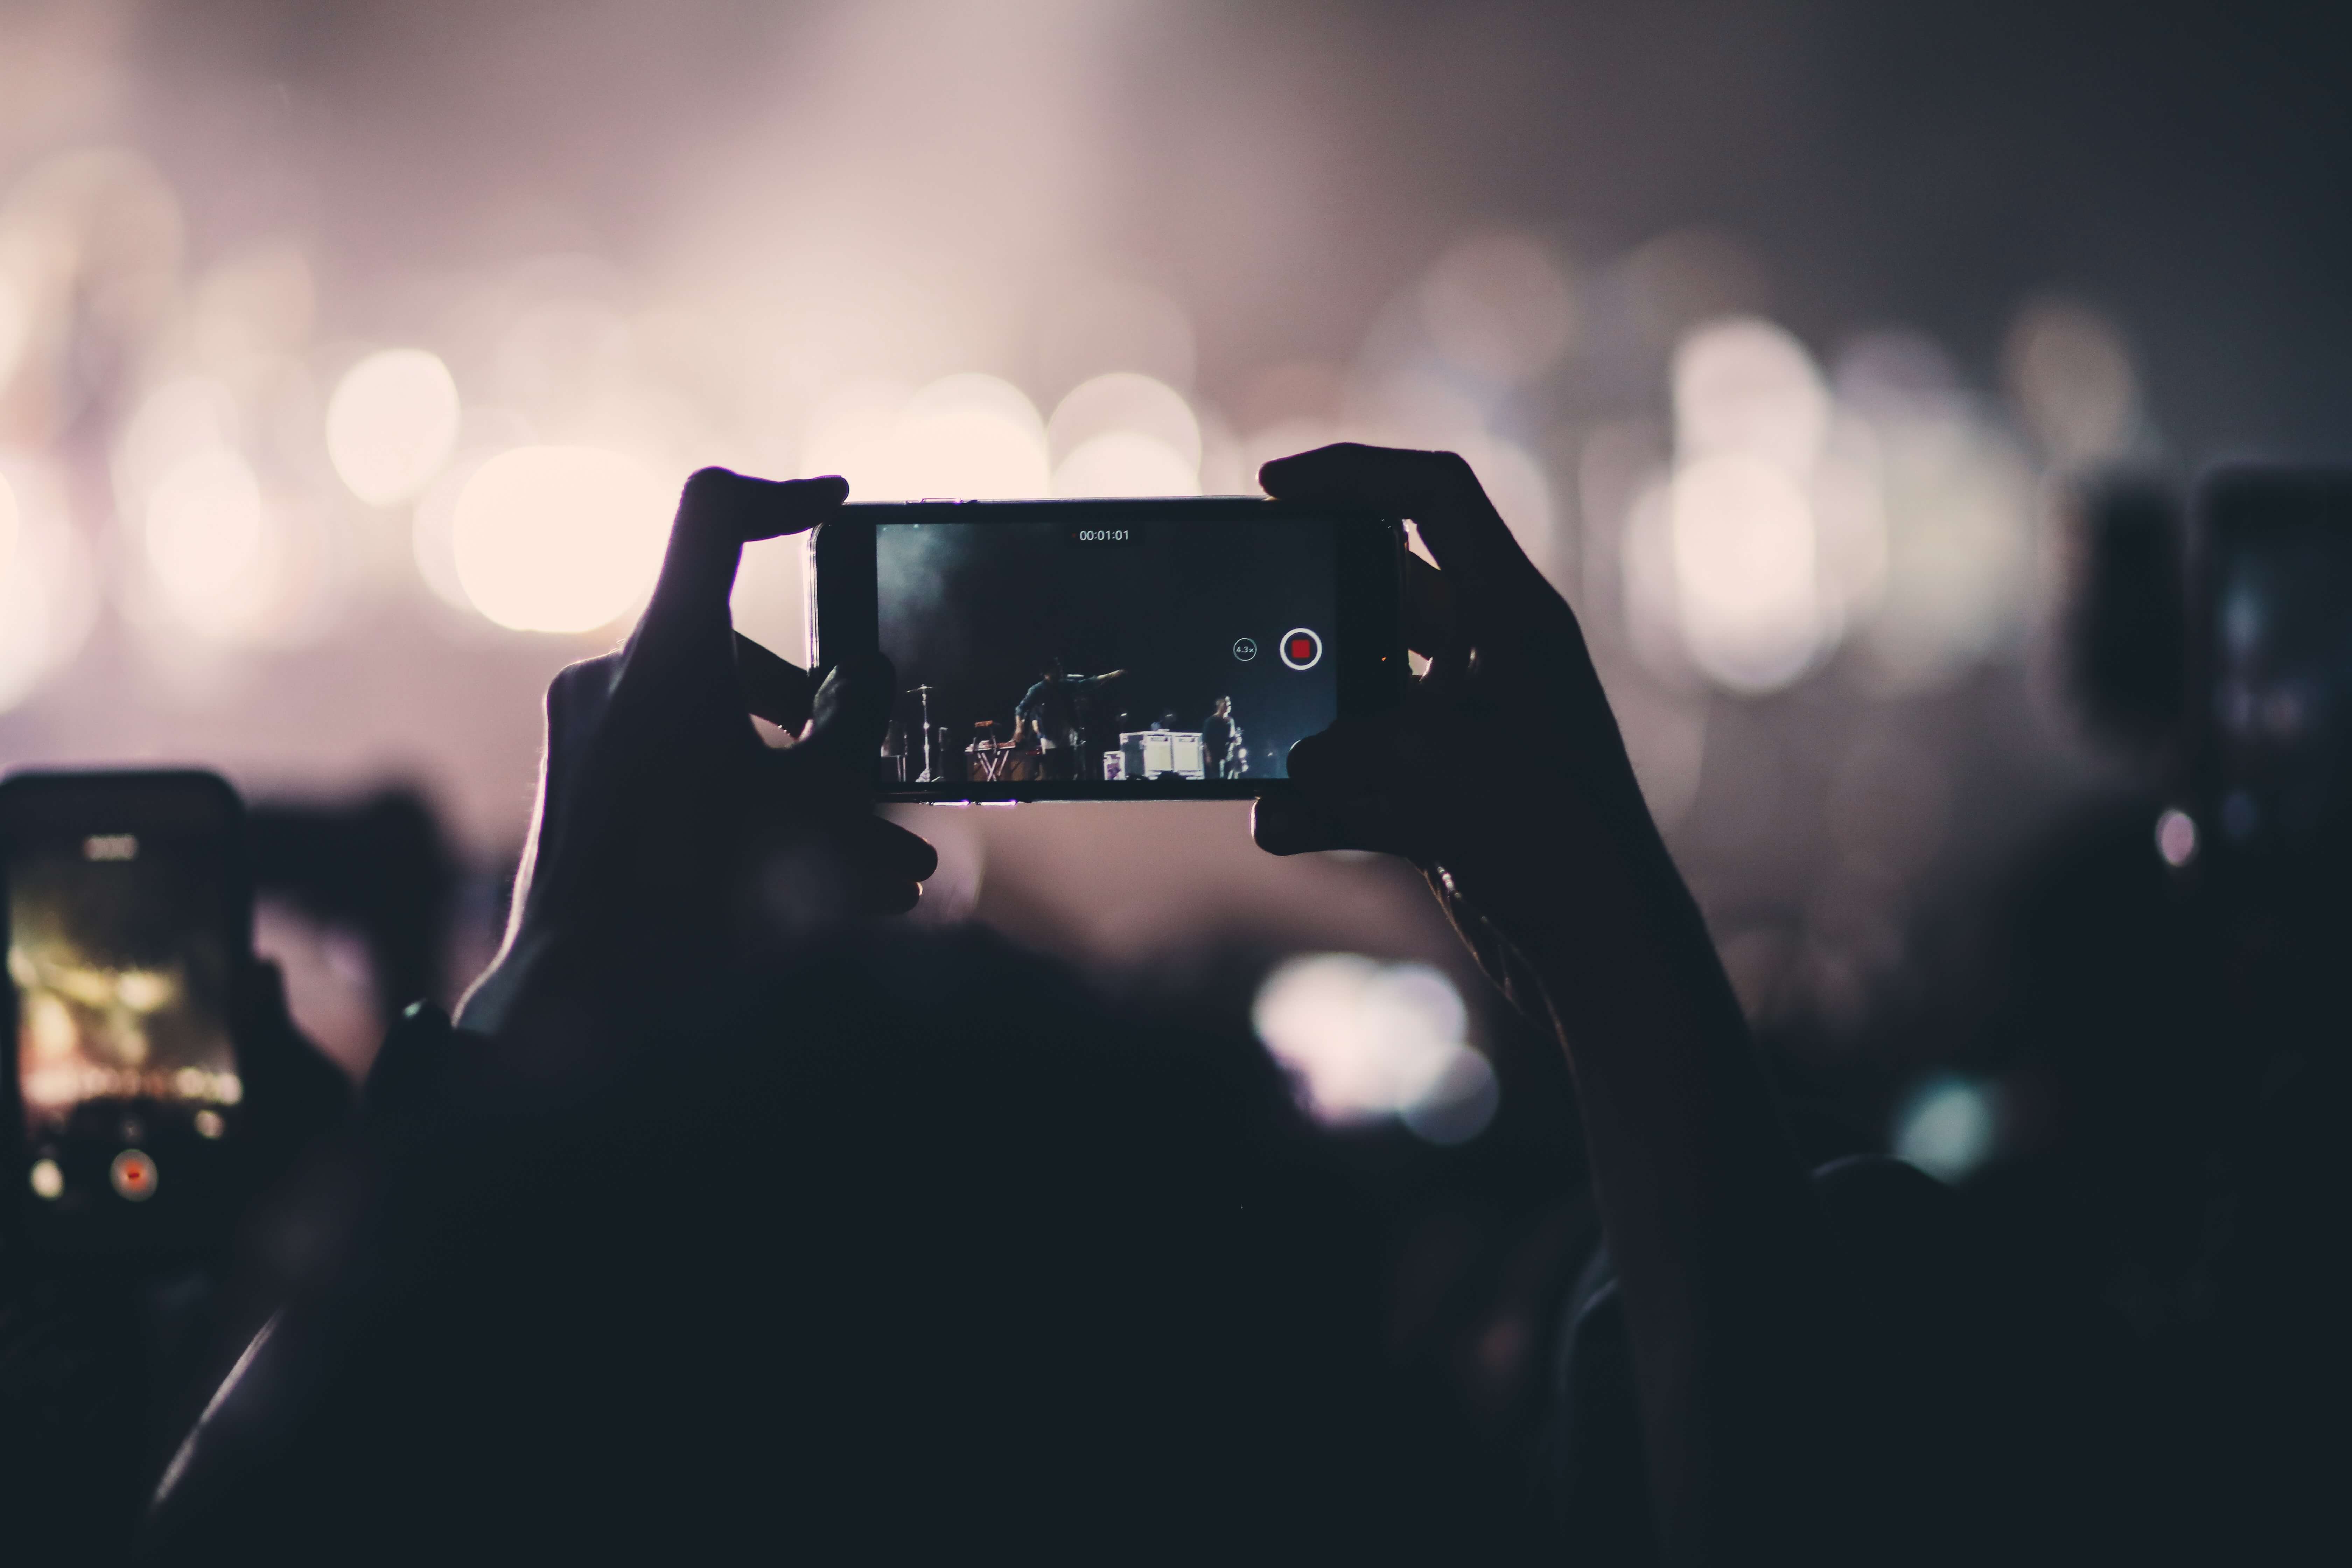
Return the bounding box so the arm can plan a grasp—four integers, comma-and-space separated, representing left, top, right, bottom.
2, 0, 2349, 1124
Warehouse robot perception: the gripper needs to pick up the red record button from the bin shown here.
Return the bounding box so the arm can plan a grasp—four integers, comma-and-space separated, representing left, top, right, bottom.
1279, 627, 1323, 671
110, 1149, 158, 1202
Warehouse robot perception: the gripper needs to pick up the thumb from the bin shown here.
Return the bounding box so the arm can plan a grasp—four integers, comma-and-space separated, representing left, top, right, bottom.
797, 653, 898, 770
630, 469, 849, 673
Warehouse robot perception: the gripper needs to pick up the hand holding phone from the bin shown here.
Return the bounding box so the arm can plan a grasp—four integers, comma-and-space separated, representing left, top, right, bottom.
811, 497, 1407, 800
2, 771, 253, 1256
1248, 446, 1665, 949
456, 468, 936, 1037
2193, 465, 2352, 901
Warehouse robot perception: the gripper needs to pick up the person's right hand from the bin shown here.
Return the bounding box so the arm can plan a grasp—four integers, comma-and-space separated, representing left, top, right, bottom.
1253, 448, 1820, 1568
1250, 444, 1672, 992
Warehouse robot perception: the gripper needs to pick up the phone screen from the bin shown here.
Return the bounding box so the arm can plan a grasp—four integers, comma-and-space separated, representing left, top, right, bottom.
2204, 475, 2352, 873
874, 514, 1343, 789
6, 807, 242, 1228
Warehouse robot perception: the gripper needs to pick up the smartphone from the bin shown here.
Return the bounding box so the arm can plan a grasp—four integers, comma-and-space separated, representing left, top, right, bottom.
2, 770, 250, 1256
809, 499, 1408, 801
2192, 466, 2352, 892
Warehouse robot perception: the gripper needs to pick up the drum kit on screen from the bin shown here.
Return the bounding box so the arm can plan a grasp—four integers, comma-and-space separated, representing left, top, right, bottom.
887, 684, 1219, 784
880, 686, 1043, 783
965, 720, 1043, 782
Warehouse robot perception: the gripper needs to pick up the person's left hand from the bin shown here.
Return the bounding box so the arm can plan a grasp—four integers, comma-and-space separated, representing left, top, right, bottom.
457, 468, 936, 1036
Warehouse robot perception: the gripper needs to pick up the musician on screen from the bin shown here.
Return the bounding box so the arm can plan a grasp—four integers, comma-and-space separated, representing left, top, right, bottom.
1204, 696, 1245, 779
1011, 656, 1127, 780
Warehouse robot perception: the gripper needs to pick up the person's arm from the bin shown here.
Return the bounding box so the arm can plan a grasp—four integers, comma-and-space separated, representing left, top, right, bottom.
1253, 446, 1827, 1564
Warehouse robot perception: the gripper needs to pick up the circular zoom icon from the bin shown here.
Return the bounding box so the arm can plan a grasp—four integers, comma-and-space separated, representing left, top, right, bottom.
1279, 628, 1322, 671
1232, 636, 1258, 662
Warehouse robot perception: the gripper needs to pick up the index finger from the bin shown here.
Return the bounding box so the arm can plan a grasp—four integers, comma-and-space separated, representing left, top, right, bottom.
1259, 444, 1544, 603
630, 468, 849, 675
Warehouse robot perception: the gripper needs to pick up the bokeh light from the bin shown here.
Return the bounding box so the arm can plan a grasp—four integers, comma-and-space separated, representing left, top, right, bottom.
1034, 277, 1197, 400
0, 466, 28, 707
2156, 807, 2198, 868
142, 448, 274, 638
451, 445, 670, 632
2004, 299, 2140, 468
0, 265, 27, 394
1048, 372, 1201, 470
888, 374, 1050, 499
326, 348, 461, 506
0, 12, 2268, 1177
1668, 453, 1827, 691
0, 464, 15, 575
1674, 316, 1830, 473
1053, 432, 1200, 497
1892, 1074, 1999, 1183
1625, 317, 1864, 692
0, 454, 93, 710
798, 379, 911, 493
1252, 953, 1498, 1144
1857, 414, 2036, 691
113, 377, 241, 517
146, 447, 262, 596
803, 373, 1050, 500
1419, 231, 1577, 384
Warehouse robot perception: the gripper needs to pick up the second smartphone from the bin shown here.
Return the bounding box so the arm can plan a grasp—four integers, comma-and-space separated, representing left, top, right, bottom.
809, 499, 1407, 801
2, 769, 250, 1257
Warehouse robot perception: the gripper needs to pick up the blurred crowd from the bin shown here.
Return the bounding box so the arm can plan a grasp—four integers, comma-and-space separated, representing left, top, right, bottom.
4, 1, 2349, 1561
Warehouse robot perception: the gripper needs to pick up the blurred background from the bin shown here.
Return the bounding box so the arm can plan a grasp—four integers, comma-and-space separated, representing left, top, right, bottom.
1, 0, 2347, 1179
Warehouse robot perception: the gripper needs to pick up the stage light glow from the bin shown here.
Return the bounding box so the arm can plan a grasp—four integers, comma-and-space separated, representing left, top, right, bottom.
887, 373, 1049, 500
1252, 953, 1497, 1143
1669, 452, 1828, 691
1420, 231, 1577, 384
0, 455, 93, 710
1047, 372, 1202, 470
1674, 316, 1831, 474
326, 348, 461, 505
2156, 807, 2198, 868
804, 374, 1050, 501
1809, 443, 1890, 631
1052, 432, 1199, 497
144, 447, 269, 634
114, 378, 241, 520
1035, 277, 1197, 400
117, 377, 332, 648
411, 454, 486, 613
1893, 1074, 1998, 1183
799, 379, 911, 495
0, 268, 27, 393
451, 445, 669, 632
0, 467, 16, 579
1857, 414, 2037, 692
2004, 300, 2138, 467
